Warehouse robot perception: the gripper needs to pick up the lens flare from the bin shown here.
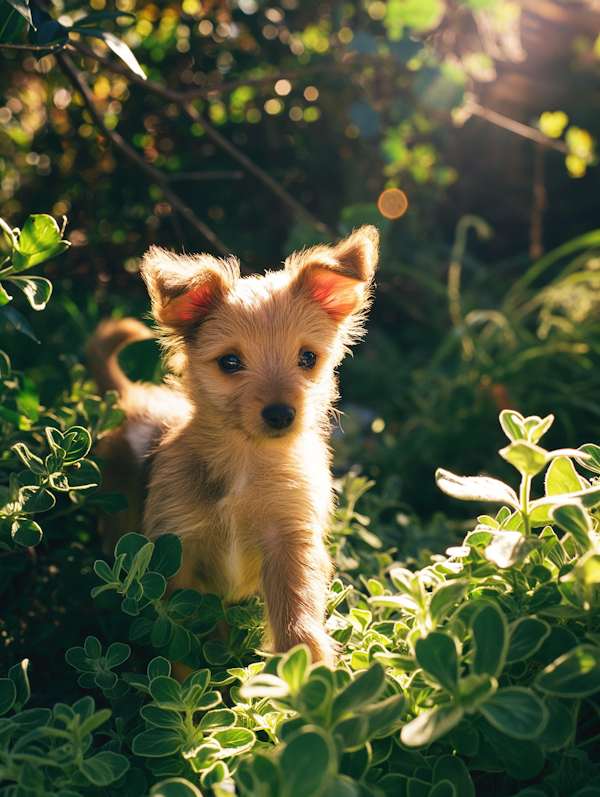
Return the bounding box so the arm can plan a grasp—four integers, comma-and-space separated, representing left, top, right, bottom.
377, 188, 408, 219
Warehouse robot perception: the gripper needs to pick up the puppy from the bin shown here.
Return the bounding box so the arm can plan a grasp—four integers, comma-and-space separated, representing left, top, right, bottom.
88, 226, 379, 665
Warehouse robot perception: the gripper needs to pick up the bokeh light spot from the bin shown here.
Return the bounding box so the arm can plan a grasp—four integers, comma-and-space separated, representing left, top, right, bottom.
377, 188, 408, 219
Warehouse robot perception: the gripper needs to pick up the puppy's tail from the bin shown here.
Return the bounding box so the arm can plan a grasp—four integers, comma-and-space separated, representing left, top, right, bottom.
87, 318, 154, 396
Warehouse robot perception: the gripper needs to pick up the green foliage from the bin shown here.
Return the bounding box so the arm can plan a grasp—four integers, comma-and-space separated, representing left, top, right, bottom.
2, 211, 600, 797
3, 410, 594, 797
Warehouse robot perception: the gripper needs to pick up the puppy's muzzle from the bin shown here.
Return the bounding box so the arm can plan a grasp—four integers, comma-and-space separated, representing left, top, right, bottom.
262, 403, 296, 430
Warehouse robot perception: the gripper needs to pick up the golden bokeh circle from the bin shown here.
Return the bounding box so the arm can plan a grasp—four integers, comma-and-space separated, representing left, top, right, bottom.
377, 188, 408, 219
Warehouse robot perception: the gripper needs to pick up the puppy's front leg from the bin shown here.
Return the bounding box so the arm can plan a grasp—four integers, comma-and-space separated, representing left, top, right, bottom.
260, 527, 336, 666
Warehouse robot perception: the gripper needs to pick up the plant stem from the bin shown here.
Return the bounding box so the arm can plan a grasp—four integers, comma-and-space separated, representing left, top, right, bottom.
520, 473, 532, 535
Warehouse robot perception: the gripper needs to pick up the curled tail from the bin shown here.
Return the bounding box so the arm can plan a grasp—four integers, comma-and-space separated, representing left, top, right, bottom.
87, 318, 154, 396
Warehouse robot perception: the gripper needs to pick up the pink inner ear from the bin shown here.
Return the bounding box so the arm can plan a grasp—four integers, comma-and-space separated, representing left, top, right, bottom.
309, 268, 363, 322
162, 284, 213, 325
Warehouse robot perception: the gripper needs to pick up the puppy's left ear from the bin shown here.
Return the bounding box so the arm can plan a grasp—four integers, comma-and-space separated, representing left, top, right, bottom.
286, 225, 379, 323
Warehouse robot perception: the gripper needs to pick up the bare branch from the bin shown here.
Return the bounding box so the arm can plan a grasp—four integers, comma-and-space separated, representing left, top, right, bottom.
56, 51, 233, 258
0, 41, 66, 51
182, 103, 338, 239
68, 39, 339, 240
166, 171, 244, 181
462, 101, 569, 154
69, 40, 384, 99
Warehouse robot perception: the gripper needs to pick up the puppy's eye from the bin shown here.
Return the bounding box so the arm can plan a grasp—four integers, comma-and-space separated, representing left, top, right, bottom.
298, 351, 317, 369
218, 355, 243, 373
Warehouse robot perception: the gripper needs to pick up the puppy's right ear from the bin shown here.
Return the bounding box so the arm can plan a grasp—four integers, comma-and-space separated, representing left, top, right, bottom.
140, 247, 239, 331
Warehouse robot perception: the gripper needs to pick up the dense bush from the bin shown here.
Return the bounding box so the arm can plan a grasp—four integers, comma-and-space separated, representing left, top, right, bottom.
2, 214, 600, 797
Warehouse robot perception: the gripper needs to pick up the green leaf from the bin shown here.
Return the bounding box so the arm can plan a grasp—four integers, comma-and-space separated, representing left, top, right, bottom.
79, 751, 130, 786
415, 632, 459, 692
334, 715, 368, 751
364, 693, 405, 736
478, 687, 548, 739
212, 727, 255, 756
297, 676, 332, 715
81, 28, 147, 79
150, 778, 202, 797
432, 755, 474, 797
141, 571, 167, 600
140, 705, 185, 729
20, 485, 55, 512
278, 645, 310, 694
484, 531, 542, 569
535, 644, 600, 697
94, 559, 117, 584
11, 518, 42, 547
506, 618, 550, 663
331, 663, 385, 723
537, 696, 574, 751
6, 276, 52, 311
576, 443, 600, 474
435, 469, 519, 508
0, 305, 39, 342
499, 410, 526, 442
12, 214, 70, 272
5, 0, 32, 26
8, 658, 30, 707
478, 719, 545, 780
167, 624, 192, 662
12, 442, 45, 474
152, 614, 175, 648
62, 425, 92, 464
562, 550, 600, 585
105, 642, 130, 669
0, 679, 16, 716
279, 726, 335, 797
429, 781, 456, 797
150, 677, 185, 709
470, 603, 507, 678
66, 460, 101, 492
198, 709, 236, 732
401, 705, 464, 747
84, 636, 102, 659
87, 491, 130, 514
429, 580, 468, 622
240, 672, 290, 699
115, 532, 151, 573
132, 727, 185, 757
148, 657, 172, 680
545, 456, 584, 496
167, 589, 203, 618
549, 502, 593, 551
148, 533, 183, 579
499, 441, 548, 477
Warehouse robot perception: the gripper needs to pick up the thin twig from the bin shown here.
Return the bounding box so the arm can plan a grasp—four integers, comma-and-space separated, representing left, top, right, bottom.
530, 144, 547, 261
66, 39, 359, 239
166, 171, 244, 181
56, 51, 232, 257
182, 103, 337, 238
69, 40, 384, 99
464, 101, 569, 153
0, 41, 66, 50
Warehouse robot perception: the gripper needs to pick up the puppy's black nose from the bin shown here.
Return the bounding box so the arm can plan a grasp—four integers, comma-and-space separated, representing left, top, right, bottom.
262, 404, 296, 430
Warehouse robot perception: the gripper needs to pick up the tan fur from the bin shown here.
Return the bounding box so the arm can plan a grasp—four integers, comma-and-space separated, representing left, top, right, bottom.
88, 226, 379, 665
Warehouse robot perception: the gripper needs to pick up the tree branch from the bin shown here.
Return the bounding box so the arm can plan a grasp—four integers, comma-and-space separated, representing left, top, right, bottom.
0, 41, 66, 50
69, 40, 383, 99
56, 51, 233, 258
462, 101, 569, 154
182, 103, 337, 239
67, 39, 361, 240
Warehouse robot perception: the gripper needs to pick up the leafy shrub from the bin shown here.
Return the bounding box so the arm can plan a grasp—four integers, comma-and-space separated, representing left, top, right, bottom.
2, 215, 600, 797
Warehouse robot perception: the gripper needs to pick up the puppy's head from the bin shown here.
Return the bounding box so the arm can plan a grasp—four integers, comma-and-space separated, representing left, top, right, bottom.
141, 225, 378, 443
